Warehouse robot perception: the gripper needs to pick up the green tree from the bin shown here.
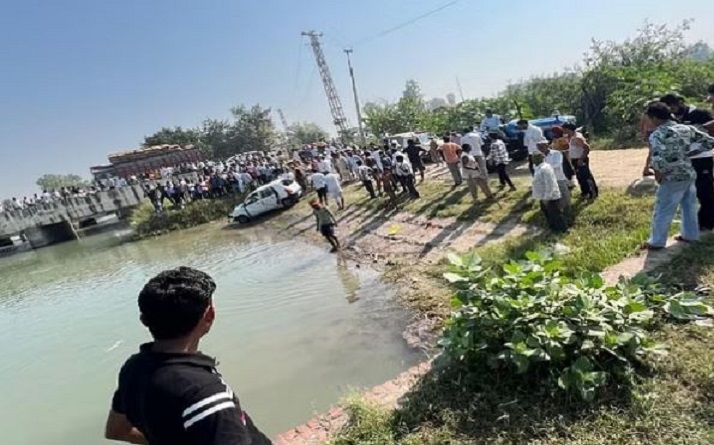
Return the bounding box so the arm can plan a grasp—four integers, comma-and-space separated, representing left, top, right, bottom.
36, 174, 90, 191
227, 104, 278, 154
286, 122, 329, 146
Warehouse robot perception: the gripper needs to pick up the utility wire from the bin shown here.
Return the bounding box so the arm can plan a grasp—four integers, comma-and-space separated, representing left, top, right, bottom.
349, 0, 459, 47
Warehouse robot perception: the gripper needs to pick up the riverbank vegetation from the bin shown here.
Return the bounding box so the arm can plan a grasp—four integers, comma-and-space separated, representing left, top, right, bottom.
330, 244, 714, 445
363, 21, 713, 146
129, 195, 243, 239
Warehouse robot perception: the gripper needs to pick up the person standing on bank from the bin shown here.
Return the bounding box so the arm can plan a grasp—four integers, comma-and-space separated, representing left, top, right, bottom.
356, 159, 377, 199
562, 123, 598, 200
687, 109, 714, 230
404, 139, 427, 182
537, 138, 571, 216
460, 127, 488, 177
441, 135, 462, 186
531, 152, 568, 233
395, 154, 420, 199
309, 169, 328, 205
517, 119, 544, 175
311, 199, 340, 251
641, 102, 714, 250
487, 131, 516, 191
105, 267, 271, 445
461, 143, 494, 202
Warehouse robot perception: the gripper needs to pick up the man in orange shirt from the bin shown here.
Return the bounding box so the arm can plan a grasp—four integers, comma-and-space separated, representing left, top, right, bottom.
441, 135, 462, 186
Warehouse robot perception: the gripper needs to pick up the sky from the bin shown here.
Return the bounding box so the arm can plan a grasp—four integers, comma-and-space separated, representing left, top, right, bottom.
1, 0, 712, 198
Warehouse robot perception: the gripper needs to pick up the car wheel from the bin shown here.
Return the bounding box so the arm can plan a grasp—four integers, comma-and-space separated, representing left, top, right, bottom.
236, 215, 250, 224
282, 197, 297, 207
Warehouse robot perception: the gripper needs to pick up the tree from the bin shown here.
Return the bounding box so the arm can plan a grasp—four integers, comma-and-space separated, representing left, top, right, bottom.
286, 122, 329, 146
36, 174, 90, 191
227, 104, 278, 154
142, 126, 212, 158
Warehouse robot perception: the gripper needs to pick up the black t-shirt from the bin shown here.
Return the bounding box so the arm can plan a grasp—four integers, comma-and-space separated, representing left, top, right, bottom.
675, 105, 697, 124
404, 145, 423, 163
112, 343, 272, 445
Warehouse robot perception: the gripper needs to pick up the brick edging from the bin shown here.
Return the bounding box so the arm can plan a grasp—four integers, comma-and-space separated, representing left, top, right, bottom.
273, 361, 432, 445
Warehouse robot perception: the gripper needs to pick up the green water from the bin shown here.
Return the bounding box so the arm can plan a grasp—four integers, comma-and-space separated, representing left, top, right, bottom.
0, 224, 422, 444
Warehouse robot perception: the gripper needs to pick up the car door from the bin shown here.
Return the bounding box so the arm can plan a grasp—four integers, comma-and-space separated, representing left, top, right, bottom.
259, 187, 279, 211
243, 192, 264, 216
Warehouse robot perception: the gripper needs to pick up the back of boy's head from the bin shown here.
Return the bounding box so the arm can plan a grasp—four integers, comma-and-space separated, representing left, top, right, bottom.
138, 267, 216, 340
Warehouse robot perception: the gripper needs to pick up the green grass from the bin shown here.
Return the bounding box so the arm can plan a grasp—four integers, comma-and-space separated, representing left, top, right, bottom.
475, 188, 655, 274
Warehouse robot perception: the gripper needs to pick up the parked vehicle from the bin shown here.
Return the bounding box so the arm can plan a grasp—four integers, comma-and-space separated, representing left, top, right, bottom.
230, 179, 302, 224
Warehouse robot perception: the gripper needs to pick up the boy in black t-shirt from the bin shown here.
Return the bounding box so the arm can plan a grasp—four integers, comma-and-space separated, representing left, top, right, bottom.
105, 267, 271, 445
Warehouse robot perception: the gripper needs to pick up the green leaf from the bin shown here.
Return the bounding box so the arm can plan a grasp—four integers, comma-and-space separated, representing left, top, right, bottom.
525, 251, 543, 262
503, 262, 522, 275
443, 273, 467, 283
511, 355, 530, 374
447, 253, 464, 268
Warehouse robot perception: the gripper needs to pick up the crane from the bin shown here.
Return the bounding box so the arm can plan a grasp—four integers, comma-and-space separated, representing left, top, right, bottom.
301, 31, 350, 141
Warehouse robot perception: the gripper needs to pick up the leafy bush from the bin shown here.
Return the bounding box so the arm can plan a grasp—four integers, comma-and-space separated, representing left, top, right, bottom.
130, 195, 244, 239
441, 251, 713, 401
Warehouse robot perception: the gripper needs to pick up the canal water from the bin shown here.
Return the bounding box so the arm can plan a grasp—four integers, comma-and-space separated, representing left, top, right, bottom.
0, 224, 422, 444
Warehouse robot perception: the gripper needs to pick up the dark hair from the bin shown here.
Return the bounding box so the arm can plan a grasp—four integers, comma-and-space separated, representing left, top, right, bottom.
708, 84, 714, 95
646, 102, 674, 121
462, 143, 472, 153
462, 128, 472, 134
443, 135, 450, 142
138, 267, 216, 340
688, 109, 714, 125
660, 93, 683, 106
562, 123, 577, 131
516, 119, 528, 126
407, 139, 415, 146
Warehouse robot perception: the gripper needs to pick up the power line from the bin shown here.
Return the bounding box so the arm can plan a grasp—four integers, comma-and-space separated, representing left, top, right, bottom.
349, 0, 459, 47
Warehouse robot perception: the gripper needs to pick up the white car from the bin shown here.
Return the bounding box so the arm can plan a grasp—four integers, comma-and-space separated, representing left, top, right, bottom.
230, 179, 303, 224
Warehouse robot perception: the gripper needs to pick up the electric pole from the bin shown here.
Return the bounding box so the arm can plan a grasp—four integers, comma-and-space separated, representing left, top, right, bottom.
344, 48, 366, 145
301, 31, 350, 141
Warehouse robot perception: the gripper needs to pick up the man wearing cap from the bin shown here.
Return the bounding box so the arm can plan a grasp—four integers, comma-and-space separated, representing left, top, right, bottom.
531, 151, 568, 233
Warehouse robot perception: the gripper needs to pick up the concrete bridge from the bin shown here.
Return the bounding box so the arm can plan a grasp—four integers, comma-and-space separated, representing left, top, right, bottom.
0, 184, 146, 249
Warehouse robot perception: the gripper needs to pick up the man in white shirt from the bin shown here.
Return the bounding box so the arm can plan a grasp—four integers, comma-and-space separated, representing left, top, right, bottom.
537, 138, 571, 216
517, 119, 545, 175
479, 109, 502, 132
395, 155, 420, 199
324, 171, 344, 209
460, 127, 488, 175
531, 152, 567, 233
318, 156, 333, 174
310, 170, 328, 205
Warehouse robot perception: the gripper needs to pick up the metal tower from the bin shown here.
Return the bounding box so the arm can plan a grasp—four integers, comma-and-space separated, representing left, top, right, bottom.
277, 109, 290, 133
301, 31, 350, 139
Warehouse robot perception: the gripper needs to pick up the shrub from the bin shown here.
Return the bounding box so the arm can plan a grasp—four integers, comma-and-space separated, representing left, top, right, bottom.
441, 251, 713, 401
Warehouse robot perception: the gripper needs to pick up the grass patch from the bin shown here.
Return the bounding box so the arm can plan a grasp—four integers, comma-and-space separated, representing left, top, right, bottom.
590, 136, 646, 151
476, 188, 655, 274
